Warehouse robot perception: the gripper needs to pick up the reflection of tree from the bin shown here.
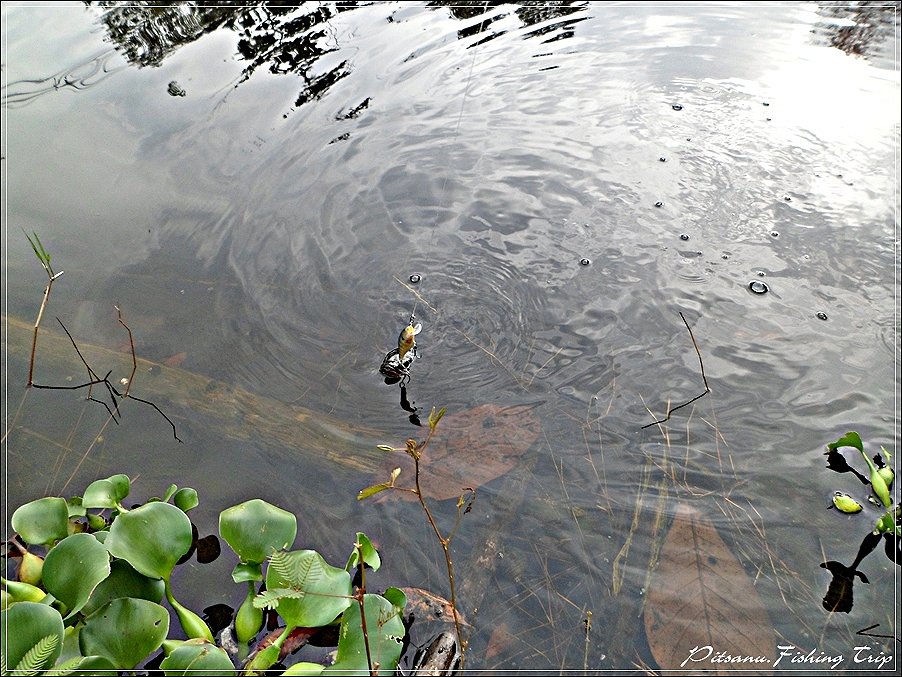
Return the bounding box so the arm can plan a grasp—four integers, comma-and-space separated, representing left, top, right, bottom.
814, 1, 899, 63
433, 1, 588, 45
87, 1, 588, 113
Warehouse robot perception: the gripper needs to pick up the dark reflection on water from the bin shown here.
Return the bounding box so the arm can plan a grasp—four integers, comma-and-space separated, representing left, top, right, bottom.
3, 1, 900, 673
86, 1, 590, 114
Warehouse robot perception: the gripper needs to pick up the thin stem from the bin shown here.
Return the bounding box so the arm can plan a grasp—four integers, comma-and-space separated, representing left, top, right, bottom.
354, 541, 376, 677
27, 271, 63, 386
412, 450, 466, 667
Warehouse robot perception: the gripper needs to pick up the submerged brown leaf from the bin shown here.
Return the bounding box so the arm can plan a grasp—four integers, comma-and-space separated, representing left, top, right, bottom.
644, 503, 775, 675
377, 404, 541, 501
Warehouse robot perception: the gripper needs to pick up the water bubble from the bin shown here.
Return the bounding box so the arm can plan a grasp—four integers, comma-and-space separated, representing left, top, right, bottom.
783, 195, 792, 201
762, 102, 770, 106
816, 312, 828, 321
770, 231, 779, 238
659, 156, 667, 162
409, 274, 421, 284
756, 270, 766, 277
579, 258, 591, 266
766, 117, 772, 121
721, 254, 729, 260
671, 104, 683, 111
654, 201, 664, 208
748, 280, 769, 294
679, 233, 690, 241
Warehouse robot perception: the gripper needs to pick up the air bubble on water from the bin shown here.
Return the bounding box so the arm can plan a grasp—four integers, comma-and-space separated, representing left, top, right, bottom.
680, 233, 689, 241
783, 195, 792, 201
655, 201, 664, 208
816, 312, 828, 321
409, 274, 421, 284
671, 104, 683, 111
756, 271, 766, 277
770, 231, 779, 237
721, 254, 729, 260
748, 280, 769, 294
579, 258, 591, 266
659, 156, 667, 162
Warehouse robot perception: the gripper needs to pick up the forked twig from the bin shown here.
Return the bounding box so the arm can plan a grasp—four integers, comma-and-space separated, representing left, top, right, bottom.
641, 312, 710, 429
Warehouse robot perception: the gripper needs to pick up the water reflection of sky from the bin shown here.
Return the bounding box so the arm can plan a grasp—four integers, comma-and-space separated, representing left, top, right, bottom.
3, 2, 900, 673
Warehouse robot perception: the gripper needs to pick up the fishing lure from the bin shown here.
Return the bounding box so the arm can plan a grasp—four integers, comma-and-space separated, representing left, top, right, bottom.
380, 318, 422, 385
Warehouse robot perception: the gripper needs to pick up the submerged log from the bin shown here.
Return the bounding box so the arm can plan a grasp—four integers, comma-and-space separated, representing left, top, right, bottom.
4, 314, 386, 476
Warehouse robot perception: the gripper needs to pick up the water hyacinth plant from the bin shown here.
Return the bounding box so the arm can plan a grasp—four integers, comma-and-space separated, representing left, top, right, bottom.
3, 477, 407, 675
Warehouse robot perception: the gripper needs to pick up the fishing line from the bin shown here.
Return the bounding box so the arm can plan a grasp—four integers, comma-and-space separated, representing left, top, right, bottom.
382, 2, 491, 352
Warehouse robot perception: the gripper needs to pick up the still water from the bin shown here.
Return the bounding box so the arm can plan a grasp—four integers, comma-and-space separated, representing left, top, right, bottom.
2, 2, 899, 673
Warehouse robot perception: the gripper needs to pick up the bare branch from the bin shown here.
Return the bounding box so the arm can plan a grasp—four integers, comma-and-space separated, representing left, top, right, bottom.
641, 312, 710, 429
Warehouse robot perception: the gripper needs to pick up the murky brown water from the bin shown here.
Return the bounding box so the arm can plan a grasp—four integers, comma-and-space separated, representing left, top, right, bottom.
3, 2, 899, 673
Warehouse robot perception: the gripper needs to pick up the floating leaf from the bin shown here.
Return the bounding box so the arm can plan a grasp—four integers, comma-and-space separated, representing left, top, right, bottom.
105, 502, 193, 580
323, 594, 405, 675
346, 532, 381, 573
375, 404, 541, 500
11, 497, 70, 545
82, 474, 131, 510
263, 550, 352, 627
41, 532, 111, 619
80, 598, 169, 669
173, 487, 199, 512
828, 431, 864, 453
81, 559, 165, 617
644, 504, 775, 674
159, 639, 235, 674
219, 499, 297, 564
1, 602, 65, 673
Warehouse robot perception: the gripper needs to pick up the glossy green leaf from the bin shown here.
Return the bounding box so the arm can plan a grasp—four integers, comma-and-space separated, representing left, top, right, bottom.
1, 602, 64, 673
46, 654, 118, 674
11, 497, 70, 545
262, 550, 352, 627
345, 532, 381, 573
828, 431, 864, 453
159, 639, 235, 674
66, 496, 86, 518
173, 487, 199, 513
79, 598, 169, 669
82, 474, 131, 510
105, 501, 193, 580
323, 594, 406, 675
231, 561, 264, 583
357, 468, 401, 501
42, 533, 111, 619
831, 492, 863, 514
219, 499, 297, 564
284, 662, 326, 675
81, 559, 165, 617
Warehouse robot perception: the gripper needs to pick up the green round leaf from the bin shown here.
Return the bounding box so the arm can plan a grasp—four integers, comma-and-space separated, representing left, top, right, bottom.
345, 532, 381, 573
231, 561, 263, 583
324, 594, 405, 675
219, 499, 297, 564
105, 502, 193, 580
81, 559, 166, 617
0, 602, 64, 673
82, 474, 131, 510
80, 597, 170, 669
42, 533, 111, 619
263, 550, 352, 628
11, 497, 70, 545
159, 639, 235, 674
173, 488, 199, 513
284, 662, 326, 675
